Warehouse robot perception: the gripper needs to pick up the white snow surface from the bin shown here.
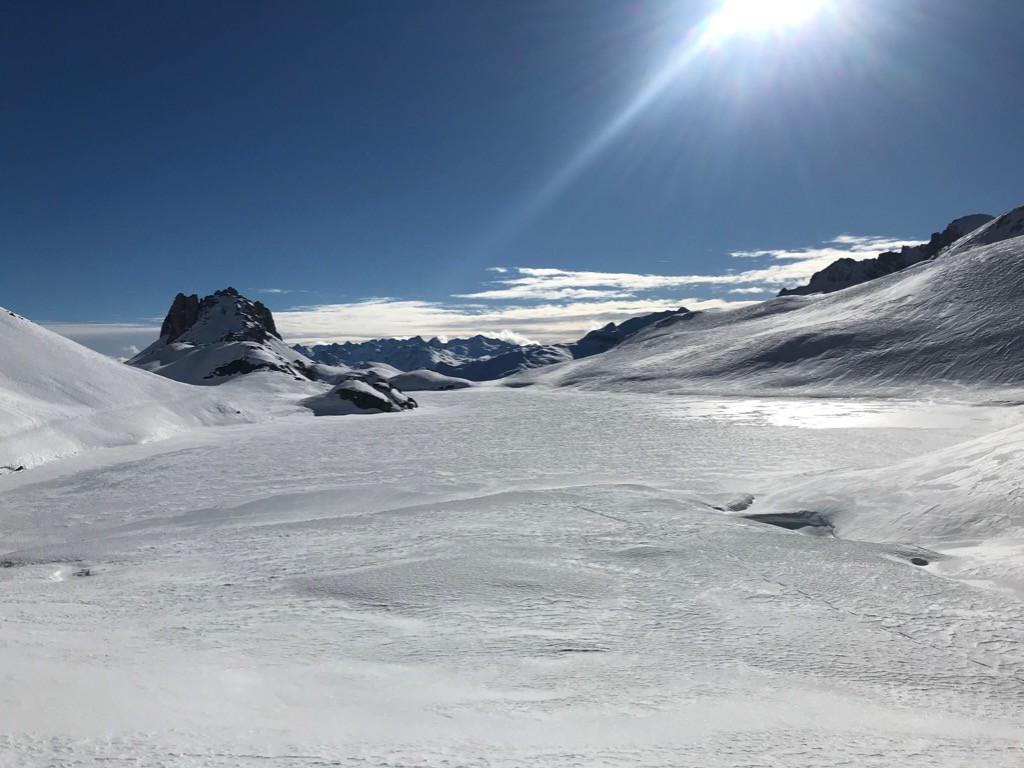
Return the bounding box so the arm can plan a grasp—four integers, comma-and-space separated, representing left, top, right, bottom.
519, 221, 1024, 396
2, 386, 1024, 766
0, 308, 244, 468
390, 367, 474, 391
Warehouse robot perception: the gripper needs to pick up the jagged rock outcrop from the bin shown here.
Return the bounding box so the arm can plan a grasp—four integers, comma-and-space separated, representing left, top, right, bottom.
160, 292, 201, 341
779, 214, 994, 297
128, 287, 318, 385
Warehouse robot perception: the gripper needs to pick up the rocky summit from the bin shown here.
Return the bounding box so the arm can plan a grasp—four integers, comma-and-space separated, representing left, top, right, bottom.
128, 287, 318, 385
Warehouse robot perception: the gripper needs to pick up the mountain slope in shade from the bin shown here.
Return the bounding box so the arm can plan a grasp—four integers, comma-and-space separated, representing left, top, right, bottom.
779, 213, 993, 296
129, 288, 321, 385
0, 307, 240, 469
519, 204, 1024, 397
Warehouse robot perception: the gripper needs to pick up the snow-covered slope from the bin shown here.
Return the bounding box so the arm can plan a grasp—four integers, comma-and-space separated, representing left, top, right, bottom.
389, 368, 473, 391
751, 413, 1024, 592
3, 388, 1022, 765
779, 213, 993, 296
521, 204, 1024, 396
129, 288, 320, 385
0, 307, 240, 468
303, 372, 418, 415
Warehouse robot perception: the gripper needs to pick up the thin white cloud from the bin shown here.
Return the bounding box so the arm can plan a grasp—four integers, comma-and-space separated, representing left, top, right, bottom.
462, 232, 923, 301
728, 287, 773, 294
729, 234, 920, 261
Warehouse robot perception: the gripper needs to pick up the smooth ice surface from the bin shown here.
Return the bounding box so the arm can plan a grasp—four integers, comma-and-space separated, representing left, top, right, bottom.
2, 387, 1023, 766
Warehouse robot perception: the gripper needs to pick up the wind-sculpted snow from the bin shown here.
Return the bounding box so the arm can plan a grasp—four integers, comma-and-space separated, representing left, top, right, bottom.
1, 388, 1022, 766
754, 414, 1024, 593
0, 307, 244, 469
520, 214, 1024, 396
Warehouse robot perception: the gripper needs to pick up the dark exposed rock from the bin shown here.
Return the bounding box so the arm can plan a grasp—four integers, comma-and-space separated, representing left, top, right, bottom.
160, 293, 202, 342
303, 372, 418, 415
205, 357, 297, 380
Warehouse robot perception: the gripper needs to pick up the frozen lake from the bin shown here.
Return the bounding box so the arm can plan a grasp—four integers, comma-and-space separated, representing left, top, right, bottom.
1, 387, 1022, 766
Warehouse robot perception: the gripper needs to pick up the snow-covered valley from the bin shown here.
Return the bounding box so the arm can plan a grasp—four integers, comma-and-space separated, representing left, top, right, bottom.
3, 385, 1023, 766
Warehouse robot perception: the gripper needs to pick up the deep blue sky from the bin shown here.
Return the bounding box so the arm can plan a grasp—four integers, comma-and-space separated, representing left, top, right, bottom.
3, 0, 1024, 345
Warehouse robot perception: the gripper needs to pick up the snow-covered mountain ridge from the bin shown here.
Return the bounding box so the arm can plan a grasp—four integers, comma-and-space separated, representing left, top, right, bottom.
779, 213, 994, 296
521, 203, 1024, 397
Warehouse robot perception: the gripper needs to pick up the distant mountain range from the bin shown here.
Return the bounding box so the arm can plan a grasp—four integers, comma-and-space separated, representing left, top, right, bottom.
294, 308, 685, 381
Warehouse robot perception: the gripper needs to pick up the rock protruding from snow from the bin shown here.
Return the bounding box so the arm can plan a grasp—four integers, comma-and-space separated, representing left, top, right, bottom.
160, 292, 202, 341
129, 288, 317, 385
779, 214, 994, 297
303, 372, 418, 415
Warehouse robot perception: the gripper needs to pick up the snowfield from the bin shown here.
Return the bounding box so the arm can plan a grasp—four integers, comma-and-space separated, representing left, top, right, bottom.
2, 386, 1024, 766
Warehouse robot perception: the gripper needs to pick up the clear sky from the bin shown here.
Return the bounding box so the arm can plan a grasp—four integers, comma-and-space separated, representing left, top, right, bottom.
4, 0, 1023, 355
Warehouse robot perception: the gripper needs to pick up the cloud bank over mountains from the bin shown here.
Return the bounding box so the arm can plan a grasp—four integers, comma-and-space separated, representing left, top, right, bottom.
47, 231, 920, 353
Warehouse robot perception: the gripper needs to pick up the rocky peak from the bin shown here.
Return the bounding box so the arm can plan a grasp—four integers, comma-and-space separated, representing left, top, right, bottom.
157, 287, 282, 346
129, 287, 313, 385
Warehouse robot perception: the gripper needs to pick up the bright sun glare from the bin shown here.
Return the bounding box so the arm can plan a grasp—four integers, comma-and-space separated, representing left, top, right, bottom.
706, 0, 825, 39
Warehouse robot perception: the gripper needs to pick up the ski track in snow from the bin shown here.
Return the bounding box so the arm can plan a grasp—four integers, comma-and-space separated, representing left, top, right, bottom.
1, 388, 1023, 766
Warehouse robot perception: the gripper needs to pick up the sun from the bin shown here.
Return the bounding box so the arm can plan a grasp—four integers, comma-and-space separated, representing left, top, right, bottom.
705, 0, 826, 39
